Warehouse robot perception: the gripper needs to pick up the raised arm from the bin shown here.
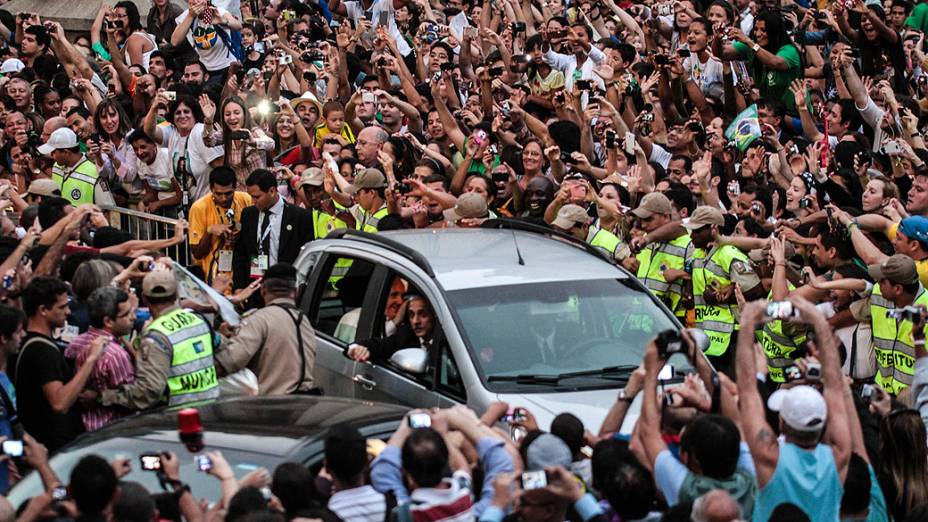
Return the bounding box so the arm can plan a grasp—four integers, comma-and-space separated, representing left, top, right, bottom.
736, 301, 780, 488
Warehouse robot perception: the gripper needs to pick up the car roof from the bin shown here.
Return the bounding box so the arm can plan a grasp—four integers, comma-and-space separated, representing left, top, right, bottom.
377, 229, 626, 290
71, 396, 409, 457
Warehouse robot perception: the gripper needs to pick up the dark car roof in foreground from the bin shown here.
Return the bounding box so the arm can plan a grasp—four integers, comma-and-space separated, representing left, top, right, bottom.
67, 396, 410, 457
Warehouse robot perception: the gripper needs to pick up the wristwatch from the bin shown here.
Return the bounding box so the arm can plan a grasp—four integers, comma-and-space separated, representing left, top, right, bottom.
617, 388, 634, 403
752, 43, 761, 53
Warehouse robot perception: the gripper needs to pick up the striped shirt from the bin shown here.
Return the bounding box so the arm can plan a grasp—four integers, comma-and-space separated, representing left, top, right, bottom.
64, 328, 136, 431
406, 471, 474, 522
327, 485, 387, 522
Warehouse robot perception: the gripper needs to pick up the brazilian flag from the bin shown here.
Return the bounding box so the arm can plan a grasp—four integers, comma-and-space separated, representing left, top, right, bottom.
725, 104, 762, 151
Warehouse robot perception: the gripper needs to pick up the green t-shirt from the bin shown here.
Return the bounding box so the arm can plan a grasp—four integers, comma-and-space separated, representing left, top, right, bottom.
905, 3, 928, 33
732, 41, 802, 112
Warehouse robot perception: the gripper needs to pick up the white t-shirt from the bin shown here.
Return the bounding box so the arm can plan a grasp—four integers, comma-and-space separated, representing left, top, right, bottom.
138, 147, 176, 198
175, 7, 237, 71
344, 0, 412, 56
161, 123, 224, 202
683, 54, 723, 94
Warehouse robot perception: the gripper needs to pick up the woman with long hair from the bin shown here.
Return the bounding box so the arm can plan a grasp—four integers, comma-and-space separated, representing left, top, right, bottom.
267, 102, 314, 167
719, 8, 803, 111
92, 1, 158, 70
200, 95, 275, 188
878, 409, 928, 520
92, 99, 140, 205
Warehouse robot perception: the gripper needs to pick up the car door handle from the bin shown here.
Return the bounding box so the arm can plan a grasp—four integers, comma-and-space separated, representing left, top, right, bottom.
354, 374, 377, 390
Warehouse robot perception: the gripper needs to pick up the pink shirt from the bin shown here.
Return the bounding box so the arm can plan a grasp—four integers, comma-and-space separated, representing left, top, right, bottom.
65, 328, 136, 431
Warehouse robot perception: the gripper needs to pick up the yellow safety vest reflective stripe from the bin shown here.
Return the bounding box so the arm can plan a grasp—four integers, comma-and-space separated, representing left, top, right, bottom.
637, 234, 694, 319
757, 286, 808, 383
869, 284, 928, 395
52, 158, 100, 206
588, 227, 620, 260
357, 206, 389, 233
312, 209, 348, 240
145, 308, 219, 406
692, 245, 747, 356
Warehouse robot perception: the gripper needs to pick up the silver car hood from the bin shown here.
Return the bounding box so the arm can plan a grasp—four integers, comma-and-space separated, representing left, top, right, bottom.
497, 389, 641, 436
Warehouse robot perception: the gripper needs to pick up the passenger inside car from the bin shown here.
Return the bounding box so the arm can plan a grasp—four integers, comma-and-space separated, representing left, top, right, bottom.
346, 294, 438, 363
335, 276, 408, 343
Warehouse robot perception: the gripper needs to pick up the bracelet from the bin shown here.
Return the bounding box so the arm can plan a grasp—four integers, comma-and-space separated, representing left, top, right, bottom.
915, 339, 926, 347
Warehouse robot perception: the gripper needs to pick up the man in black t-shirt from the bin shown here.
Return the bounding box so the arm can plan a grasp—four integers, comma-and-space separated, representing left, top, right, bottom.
13, 278, 106, 453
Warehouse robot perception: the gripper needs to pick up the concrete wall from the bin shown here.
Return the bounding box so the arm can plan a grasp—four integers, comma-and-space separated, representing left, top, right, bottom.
3, 0, 155, 34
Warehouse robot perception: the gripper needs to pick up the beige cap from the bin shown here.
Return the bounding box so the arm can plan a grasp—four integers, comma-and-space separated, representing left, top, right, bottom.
27, 178, 60, 197
297, 168, 324, 188
346, 168, 387, 194
290, 91, 323, 114
632, 192, 673, 219
142, 270, 177, 299
683, 206, 725, 230
868, 254, 919, 285
552, 204, 590, 230
444, 193, 488, 222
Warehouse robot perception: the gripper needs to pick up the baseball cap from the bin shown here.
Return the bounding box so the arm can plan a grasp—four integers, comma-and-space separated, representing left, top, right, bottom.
297, 168, 324, 188
290, 91, 323, 114
38, 127, 78, 156
683, 206, 725, 231
444, 193, 488, 223
525, 433, 573, 471
767, 385, 827, 433
346, 168, 387, 194
868, 254, 919, 285
897, 217, 928, 247
142, 270, 178, 299
27, 178, 60, 197
552, 204, 590, 230
0, 59, 24, 74
632, 192, 673, 219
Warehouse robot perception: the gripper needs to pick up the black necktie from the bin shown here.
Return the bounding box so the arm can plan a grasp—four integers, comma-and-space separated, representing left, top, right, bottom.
260, 209, 272, 255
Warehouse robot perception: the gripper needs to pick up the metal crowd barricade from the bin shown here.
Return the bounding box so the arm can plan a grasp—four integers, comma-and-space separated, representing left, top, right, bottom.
102, 206, 191, 265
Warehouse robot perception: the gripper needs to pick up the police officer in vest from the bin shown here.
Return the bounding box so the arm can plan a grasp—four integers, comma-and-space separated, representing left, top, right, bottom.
550, 204, 622, 262
864, 254, 928, 395
631, 193, 695, 321
39, 128, 115, 208
97, 270, 219, 410
685, 206, 764, 374
297, 168, 351, 237
347, 168, 389, 233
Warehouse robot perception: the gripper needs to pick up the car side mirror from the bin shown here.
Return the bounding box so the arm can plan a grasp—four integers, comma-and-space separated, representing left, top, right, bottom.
390, 348, 428, 374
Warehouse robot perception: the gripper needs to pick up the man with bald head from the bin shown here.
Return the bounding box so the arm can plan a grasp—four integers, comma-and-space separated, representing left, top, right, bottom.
355, 126, 388, 167
691, 490, 742, 522
41, 116, 67, 143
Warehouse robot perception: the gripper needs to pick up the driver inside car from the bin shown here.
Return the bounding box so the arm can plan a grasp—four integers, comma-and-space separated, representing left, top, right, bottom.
346, 294, 439, 363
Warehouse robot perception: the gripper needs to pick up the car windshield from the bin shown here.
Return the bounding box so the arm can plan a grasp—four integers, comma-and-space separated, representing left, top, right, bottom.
448, 278, 683, 391
8, 437, 284, 508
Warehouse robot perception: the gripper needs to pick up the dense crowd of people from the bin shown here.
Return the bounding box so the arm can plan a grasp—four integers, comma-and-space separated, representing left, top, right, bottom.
0, 0, 925, 520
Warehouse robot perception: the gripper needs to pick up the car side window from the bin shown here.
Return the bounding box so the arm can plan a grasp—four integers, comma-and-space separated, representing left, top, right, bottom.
312, 255, 377, 344
436, 342, 466, 401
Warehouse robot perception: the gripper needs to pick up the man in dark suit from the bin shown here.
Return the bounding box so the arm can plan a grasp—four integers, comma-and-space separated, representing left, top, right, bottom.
232, 169, 313, 290
346, 296, 437, 363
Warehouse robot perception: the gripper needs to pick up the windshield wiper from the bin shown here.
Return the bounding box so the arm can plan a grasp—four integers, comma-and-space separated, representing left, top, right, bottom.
487, 365, 638, 384
486, 374, 562, 384
553, 365, 638, 380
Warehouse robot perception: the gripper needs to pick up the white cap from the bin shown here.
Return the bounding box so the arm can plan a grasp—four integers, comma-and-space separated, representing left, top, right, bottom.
38, 127, 79, 156
0, 59, 25, 74
767, 385, 827, 433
